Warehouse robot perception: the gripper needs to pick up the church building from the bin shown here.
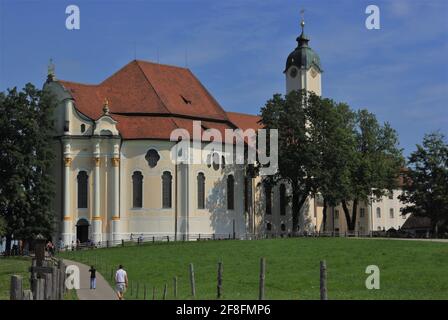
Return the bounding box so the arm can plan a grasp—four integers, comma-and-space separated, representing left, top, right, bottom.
46, 18, 407, 245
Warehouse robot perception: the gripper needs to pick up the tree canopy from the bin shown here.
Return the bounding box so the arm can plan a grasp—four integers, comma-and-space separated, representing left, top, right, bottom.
399, 132, 448, 235
259, 90, 404, 232
0, 83, 56, 242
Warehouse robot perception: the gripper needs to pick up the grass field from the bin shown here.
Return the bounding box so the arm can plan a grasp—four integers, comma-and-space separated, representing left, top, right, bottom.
0, 257, 31, 300
59, 238, 448, 300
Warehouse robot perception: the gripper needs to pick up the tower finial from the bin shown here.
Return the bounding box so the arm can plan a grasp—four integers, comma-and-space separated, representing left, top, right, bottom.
300, 9, 305, 31
47, 58, 56, 82
103, 98, 110, 115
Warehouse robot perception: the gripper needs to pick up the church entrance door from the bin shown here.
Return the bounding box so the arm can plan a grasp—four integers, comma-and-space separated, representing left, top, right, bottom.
76, 219, 89, 244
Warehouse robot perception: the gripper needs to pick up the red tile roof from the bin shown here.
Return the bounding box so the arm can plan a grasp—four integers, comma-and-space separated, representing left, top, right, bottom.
58, 60, 261, 139
227, 112, 263, 131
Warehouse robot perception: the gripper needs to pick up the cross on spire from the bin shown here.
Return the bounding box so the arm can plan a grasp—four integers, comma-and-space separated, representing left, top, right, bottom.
300, 9, 305, 30
47, 58, 56, 82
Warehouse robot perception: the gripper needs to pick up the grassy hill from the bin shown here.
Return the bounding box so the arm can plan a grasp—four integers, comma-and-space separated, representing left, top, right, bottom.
60, 238, 448, 300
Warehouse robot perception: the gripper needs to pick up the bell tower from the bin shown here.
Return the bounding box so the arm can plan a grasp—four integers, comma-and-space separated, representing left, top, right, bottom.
284, 13, 322, 96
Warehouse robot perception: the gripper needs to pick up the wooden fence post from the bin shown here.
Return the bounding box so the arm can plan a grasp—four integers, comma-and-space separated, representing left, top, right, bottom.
36, 278, 45, 300
259, 257, 265, 300
163, 283, 167, 300
59, 260, 66, 300
10, 275, 23, 300
44, 273, 52, 300
51, 266, 58, 300
217, 261, 223, 299
173, 276, 178, 298
22, 290, 33, 300
320, 260, 328, 300
189, 263, 196, 298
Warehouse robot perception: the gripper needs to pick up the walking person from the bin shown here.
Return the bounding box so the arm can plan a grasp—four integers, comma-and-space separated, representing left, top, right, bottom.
115, 265, 128, 300
89, 265, 97, 290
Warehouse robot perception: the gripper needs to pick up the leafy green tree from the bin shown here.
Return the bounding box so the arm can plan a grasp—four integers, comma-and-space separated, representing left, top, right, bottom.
0, 84, 56, 250
340, 110, 404, 231
399, 133, 448, 236
306, 98, 355, 231
0, 216, 6, 236
259, 90, 319, 232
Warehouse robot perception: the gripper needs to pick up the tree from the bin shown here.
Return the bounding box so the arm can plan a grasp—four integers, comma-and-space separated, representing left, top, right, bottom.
340, 110, 404, 231
399, 132, 448, 235
306, 98, 355, 231
259, 90, 319, 232
0, 216, 6, 236
0, 83, 56, 250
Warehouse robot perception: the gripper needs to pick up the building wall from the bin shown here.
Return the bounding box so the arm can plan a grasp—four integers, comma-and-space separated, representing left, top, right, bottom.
326, 191, 410, 235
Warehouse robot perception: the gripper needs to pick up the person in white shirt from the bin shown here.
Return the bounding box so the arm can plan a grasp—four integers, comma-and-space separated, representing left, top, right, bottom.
115, 265, 128, 300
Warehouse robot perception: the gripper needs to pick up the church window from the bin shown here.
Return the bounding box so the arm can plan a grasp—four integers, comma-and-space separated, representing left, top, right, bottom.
77, 171, 88, 208
80, 124, 86, 133
197, 172, 205, 209
360, 208, 366, 218
388, 191, 394, 199
145, 149, 160, 168
162, 171, 172, 208
390, 208, 394, 219
227, 174, 234, 210
376, 208, 381, 218
265, 183, 272, 215
212, 153, 220, 171
132, 171, 143, 208
335, 210, 339, 219
280, 184, 286, 216
281, 223, 286, 232
266, 222, 272, 232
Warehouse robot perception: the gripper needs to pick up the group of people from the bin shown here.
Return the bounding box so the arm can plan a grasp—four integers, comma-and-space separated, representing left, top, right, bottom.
88, 264, 128, 300
0, 237, 26, 256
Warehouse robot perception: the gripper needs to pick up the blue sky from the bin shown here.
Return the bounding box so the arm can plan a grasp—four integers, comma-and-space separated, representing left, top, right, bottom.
0, 0, 447, 156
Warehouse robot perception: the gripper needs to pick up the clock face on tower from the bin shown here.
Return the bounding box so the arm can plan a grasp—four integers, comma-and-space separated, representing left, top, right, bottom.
289, 68, 298, 78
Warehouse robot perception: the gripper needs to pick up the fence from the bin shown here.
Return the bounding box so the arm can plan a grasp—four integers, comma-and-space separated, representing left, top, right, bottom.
56, 230, 380, 252
74, 257, 330, 300
10, 257, 67, 300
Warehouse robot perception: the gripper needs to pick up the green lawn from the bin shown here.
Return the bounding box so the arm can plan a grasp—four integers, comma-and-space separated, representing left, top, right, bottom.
59, 238, 448, 300
0, 257, 31, 300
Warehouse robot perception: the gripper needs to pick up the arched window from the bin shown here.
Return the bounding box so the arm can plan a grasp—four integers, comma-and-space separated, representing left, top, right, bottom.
132, 171, 143, 208
162, 171, 172, 208
227, 174, 234, 210
281, 223, 286, 232
376, 207, 381, 218
280, 184, 286, 216
389, 208, 394, 218
212, 152, 220, 171
266, 222, 272, 232
265, 184, 272, 215
77, 171, 88, 208
80, 124, 86, 133
145, 149, 160, 168
197, 173, 205, 209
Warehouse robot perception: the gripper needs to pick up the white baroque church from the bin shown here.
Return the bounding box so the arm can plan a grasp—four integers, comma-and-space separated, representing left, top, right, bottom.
46, 20, 408, 245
